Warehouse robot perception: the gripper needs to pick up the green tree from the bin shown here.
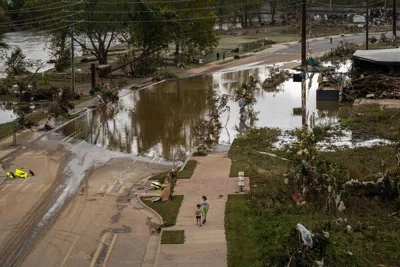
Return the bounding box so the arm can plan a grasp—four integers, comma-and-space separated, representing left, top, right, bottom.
159, 0, 218, 63
72, 0, 127, 65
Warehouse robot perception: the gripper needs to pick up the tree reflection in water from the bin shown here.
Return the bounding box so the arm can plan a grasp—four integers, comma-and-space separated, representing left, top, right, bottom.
65, 76, 214, 160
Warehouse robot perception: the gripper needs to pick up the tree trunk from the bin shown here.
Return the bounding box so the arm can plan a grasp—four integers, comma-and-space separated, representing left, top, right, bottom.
248, 15, 254, 27
175, 43, 180, 64
240, 14, 245, 28
271, 6, 276, 24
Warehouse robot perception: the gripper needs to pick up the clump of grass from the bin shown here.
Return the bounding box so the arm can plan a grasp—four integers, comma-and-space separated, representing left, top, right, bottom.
161, 230, 184, 244
150, 160, 197, 184
338, 104, 400, 141
141, 195, 183, 227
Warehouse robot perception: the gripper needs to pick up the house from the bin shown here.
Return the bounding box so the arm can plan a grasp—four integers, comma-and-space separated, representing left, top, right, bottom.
352, 48, 400, 73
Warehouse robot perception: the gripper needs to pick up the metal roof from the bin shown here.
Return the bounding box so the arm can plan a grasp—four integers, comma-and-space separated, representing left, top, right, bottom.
353, 48, 400, 64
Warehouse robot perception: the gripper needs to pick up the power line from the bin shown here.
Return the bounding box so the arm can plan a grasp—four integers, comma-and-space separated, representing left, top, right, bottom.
5, 2, 80, 14
0, 10, 65, 27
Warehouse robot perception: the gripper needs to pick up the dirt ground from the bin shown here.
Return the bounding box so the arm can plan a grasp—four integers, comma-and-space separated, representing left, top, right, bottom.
19, 156, 169, 267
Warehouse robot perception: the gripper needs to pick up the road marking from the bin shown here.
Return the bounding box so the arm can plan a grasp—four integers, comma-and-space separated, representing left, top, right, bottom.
41, 184, 51, 192
97, 185, 107, 194
0, 184, 11, 191
117, 186, 126, 195
105, 181, 118, 195
33, 184, 45, 192
60, 235, 80, 267
89, 233, 109, 267
21, 184, 31, 192
102, 234, 118, 267
13, 184, 26, 191
0, 194, 9, 204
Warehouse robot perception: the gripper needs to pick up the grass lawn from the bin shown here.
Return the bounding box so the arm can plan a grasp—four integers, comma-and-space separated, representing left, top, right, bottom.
338, 104, 400, 141
225, 195, 260, 267
161, 230, 185, 244
226, 127, 400, 266
150, 160, 197, 184
0, 112, 47, 140
141, 195, 184, 227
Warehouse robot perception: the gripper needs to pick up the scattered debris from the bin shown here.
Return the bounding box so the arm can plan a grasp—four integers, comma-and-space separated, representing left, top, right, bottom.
296, 223, 313, 248
346, 74, 400, 100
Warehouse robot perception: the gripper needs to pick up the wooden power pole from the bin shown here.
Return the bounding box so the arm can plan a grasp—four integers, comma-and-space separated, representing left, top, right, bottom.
301, 0, 307, 130
366, 3, 369, 50
301, 0, 306, 67
394, 0, 397, 38
70, 1, 75, 93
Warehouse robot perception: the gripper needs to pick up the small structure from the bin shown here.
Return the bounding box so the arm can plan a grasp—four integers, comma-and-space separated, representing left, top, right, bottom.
238, 171, 245, 192
353, 48, 400, 74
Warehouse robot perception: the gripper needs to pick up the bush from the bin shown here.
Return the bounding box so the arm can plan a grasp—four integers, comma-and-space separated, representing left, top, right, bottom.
6, 47, 29, 76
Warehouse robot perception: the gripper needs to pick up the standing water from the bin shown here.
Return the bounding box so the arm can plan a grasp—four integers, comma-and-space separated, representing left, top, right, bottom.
58, 61, 346, 160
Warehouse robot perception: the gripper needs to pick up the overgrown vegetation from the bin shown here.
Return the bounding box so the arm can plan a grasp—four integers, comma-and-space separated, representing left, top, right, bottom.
338, 104, 400, 141
227, 127, 400, 266
320, 42, 359, 62
0, 112, 46, 140
150, 160, 197, 184
141, 195, 183, 227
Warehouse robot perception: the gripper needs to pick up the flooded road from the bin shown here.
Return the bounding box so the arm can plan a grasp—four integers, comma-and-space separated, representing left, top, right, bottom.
58, 61, 344, 160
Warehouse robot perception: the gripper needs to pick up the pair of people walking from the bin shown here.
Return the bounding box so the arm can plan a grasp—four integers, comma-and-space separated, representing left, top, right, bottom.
195, 196, 209, 226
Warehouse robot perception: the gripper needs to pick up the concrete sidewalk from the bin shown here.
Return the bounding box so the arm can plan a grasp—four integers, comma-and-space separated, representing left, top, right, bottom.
156, 153, 249, 267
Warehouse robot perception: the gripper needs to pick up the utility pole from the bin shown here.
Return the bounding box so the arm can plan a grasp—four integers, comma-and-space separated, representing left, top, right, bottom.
301, 0, 307, 130
394, 0, 397, 38
301, 0, 306, 67
366, 3, 369, 50
70, 1, 75, 93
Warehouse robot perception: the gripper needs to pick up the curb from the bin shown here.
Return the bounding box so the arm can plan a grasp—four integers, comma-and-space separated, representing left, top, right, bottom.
131, 175, 164, 267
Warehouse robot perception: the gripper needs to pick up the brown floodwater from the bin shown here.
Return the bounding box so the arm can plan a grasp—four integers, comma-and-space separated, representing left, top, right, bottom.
58, 61, 347, 160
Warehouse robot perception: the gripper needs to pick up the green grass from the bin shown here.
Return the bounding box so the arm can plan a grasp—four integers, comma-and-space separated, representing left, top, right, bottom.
225, 195, 260, 267
161, 230, 185, 244
338, 104, 400, 141
226, 127, 400, 266
0, 112, 47, 140
0, 95, 19, 102
141, 195, 183, 227
150, 160, 197, 184
321, 145, 397, 181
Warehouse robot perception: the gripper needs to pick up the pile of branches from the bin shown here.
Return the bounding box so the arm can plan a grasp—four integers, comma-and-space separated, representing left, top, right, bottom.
346, 74, 400, 99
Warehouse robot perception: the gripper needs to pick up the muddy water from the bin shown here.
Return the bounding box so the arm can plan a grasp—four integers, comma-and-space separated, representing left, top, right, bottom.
58, 62, 344, 160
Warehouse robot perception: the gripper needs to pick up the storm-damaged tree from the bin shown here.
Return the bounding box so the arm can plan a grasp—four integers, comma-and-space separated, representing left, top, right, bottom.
5, 47, 28, 76
71, 0, 127, 65
49, 30, 70, 72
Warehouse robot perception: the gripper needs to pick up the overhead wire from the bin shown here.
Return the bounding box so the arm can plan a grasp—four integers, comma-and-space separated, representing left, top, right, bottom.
5, 2, 80, 14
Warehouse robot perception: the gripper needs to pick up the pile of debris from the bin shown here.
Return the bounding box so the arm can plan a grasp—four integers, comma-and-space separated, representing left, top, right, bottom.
262, 66, 291, 92
262, 70, 291, 91
346, 74, 400, 99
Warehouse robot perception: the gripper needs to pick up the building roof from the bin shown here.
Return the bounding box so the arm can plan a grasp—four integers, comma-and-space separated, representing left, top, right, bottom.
353, 48, 400, 64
